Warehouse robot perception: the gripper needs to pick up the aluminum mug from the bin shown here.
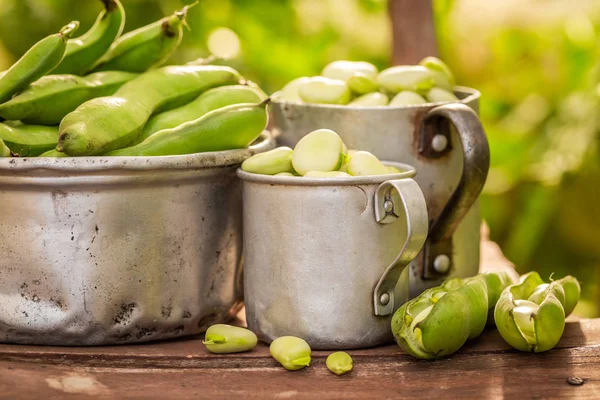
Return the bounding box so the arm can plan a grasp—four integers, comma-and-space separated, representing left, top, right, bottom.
238, 163, 428, 349
0, 133, 274, 346
270, 87, 490, 297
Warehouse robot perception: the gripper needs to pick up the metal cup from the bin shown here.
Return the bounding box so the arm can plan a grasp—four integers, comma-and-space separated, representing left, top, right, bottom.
238, 163, 428, 349
0, 133, 274, 345
270, 87, 490, 296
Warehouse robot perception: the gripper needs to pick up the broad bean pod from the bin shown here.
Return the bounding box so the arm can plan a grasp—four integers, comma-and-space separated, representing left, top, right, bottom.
494, 272, 580, 353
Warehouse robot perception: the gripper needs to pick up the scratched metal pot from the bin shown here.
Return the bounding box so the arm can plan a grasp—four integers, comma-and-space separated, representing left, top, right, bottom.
271, 87, 490, 297
239, 163, 428, 349
0, 132, 274, 346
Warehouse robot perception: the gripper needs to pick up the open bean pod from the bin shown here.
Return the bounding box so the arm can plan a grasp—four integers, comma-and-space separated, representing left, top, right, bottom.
391, 272, 514, 360
494, 272, 581, 353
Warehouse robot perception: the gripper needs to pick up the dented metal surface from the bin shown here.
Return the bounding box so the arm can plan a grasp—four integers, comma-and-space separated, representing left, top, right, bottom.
0, 133, 274, 345
270, 88, 488, 298
239, 163, 428, 349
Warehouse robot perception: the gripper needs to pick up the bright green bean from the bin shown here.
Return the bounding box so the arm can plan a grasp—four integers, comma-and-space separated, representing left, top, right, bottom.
58, 65, 241, 156
389, 91, 427, 106
291, 128, 346, 175
419, 56, 455, 90
346, 151, 389, 176
0, 22, 79, 104
0, 138, 10, 157
276, 77, 310, 103
105, 101, 268, 156
92, 4, 193, 73
269, 336, 312, 371
242, 146, 294, 175
426, 87, 459, 103
326, 351, 353, 376
349, 92, 388, 107
0, 71, 136, 125
377, 65, 434, 94
202, 324, 258, 354
298, 77, 351, 105
347, 73, 378, 95
0, 121, 58, 157
136, 84, 266, 144
39, 149, 68, 157
321, 60, 378, 82
53, 0, 125, 75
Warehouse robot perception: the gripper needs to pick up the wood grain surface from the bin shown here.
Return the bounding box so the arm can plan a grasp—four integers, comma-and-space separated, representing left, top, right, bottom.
0, 318, 598, 399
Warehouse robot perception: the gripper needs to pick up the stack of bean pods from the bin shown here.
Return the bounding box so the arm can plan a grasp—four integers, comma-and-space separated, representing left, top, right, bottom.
0, 0, 269, 157
273, 57, 460, 107
391, 271, 581, 359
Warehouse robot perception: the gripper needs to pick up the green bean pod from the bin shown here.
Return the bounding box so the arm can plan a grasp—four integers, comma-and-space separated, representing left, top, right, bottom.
136, 84, 266, 144
58, 65, 242, 156
105, 100, 269, 156
39, 149, 68, 157
0, 121, 58, 156
391, 272, 515, 360
0, 22, 79, 104
53, 0, 125, 75
0, 71, 137, 125
0, 138, 10, 157
494, 272, 580, 353
92, 5, 191, 73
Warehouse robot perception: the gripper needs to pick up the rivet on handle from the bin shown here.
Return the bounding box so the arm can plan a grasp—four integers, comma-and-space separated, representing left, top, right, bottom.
433, 254, 451, 274
431, 134, 448, 152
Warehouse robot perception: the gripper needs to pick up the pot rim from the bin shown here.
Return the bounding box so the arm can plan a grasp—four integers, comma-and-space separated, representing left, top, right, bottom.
237, 161, 416, 186
0, 131, 274, 173
271, 85, 480, 110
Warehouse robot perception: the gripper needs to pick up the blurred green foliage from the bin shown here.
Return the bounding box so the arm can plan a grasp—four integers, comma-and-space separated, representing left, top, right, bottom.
0, 0, 597, 316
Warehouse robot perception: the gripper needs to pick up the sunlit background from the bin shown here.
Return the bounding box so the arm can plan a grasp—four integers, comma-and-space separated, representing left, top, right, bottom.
0, 0, 598, 316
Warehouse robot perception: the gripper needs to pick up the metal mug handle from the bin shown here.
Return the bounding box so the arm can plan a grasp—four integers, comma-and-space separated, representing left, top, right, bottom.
418, 103, 490, 278
372, 178, 428, 316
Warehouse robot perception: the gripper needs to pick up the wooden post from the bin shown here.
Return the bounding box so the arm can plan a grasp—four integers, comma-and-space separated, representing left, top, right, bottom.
388, 0, 438, 65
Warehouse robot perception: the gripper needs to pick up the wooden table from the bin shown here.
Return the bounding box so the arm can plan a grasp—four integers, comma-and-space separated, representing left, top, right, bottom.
0, 318, 598, 399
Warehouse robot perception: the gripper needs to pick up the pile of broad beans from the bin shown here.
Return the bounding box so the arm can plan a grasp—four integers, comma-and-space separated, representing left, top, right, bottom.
0, 0, 269, 158
201, 270, 580, 374
273, 57, 459, 107
241, 128, 402, 177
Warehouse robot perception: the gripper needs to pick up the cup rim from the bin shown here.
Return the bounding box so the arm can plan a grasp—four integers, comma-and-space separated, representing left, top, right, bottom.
236, 161, 417, 186
271, 85, 480, 111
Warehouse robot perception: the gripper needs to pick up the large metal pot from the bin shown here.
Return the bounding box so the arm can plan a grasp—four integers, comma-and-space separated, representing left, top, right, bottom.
0, 133, 274, 346
239, 162, 428, 349
270, 87, 489, 297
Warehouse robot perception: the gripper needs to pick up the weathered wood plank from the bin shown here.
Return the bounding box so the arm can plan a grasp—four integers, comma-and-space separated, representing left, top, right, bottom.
0, 320, 598, 399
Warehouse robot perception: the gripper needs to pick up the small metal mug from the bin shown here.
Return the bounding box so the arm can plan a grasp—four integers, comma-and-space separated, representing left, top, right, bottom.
270, 87, 490, 297
238, 163, 428, 349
